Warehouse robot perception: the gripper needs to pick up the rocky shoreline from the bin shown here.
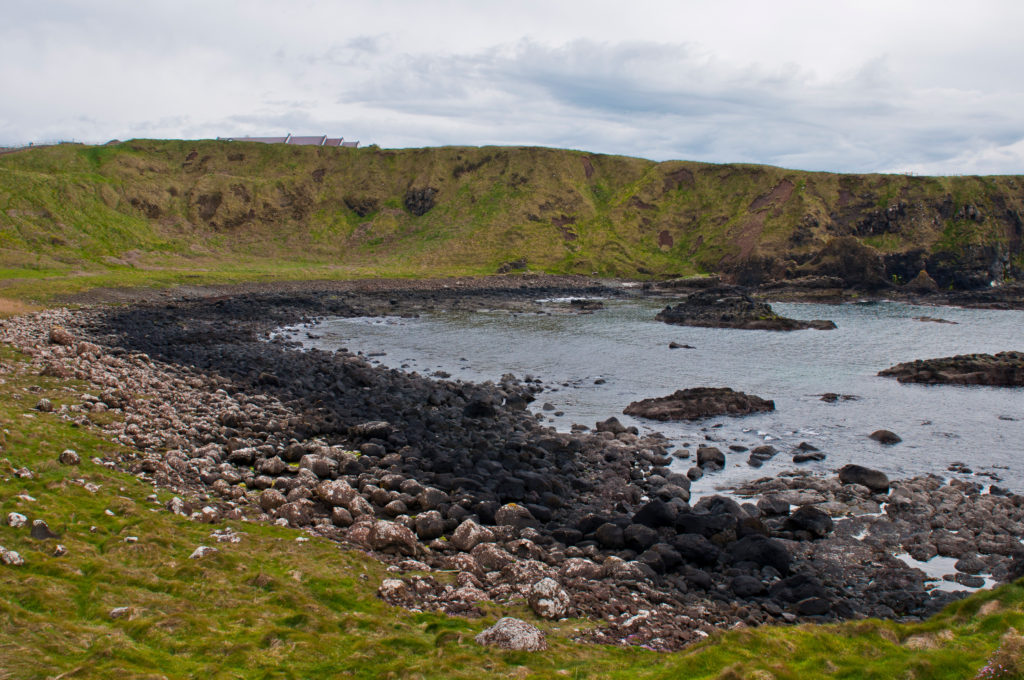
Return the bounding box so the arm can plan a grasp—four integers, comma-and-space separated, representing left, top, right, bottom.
3, 277, 1023, 652
879, 351, 1024, 386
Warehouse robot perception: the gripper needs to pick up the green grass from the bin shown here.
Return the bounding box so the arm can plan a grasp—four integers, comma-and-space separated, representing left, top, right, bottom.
1, 140, 1022, 302
1, 344, 1023, 679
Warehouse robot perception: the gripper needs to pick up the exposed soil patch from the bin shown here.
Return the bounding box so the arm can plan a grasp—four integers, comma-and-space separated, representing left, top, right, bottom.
748, 180, 795, 212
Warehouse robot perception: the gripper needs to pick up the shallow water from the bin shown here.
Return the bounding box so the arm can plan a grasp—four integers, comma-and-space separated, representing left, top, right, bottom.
288, 298, 1024, 494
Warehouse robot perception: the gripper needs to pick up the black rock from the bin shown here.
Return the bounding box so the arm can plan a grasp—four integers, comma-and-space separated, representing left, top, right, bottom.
784, 506, 834, 538
838, 464, 890, 493
634, 499, 678, 528
728, 535, 791, 573
624, 523, 660, 552
731, 574, 767, 598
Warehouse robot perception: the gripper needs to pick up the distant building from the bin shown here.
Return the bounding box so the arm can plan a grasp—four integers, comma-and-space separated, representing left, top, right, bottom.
219, 134, 358, 148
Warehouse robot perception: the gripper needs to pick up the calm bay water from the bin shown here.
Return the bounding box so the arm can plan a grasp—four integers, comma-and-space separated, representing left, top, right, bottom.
291, 298, 1024, 494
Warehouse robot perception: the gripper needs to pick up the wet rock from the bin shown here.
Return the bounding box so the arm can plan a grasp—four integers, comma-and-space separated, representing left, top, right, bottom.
696, 446, 725, 469
869, 430, 902, 445
792, 451, 826, 463
655, 288, 835, 331
879, 352, 1024, 387
838, 464, 890, 493
784, 506, 834, 538
757, 496, 790, 516
624, 388, 774, 421
595, 417, 630, 434
475, 617, 547, 651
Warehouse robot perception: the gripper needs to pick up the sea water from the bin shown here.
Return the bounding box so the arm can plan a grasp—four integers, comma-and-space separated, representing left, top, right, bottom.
289, 298, 1024, 495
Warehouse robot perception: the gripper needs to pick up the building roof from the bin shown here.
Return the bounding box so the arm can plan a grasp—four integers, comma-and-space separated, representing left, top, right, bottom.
220, 134, 358, 148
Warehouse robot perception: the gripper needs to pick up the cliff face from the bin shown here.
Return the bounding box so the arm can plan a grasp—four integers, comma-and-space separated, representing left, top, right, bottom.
1, 140, 1021, 288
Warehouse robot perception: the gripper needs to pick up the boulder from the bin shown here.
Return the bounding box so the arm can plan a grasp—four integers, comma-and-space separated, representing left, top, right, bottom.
696, 446, 726, 468
494, 503, 538, 530
633, 499, 677, 528
784, 506, 834, 538
258, 488, 287, 512
48, 326, 75, 346
366, 520, 419, 556
838, 464, 890, 493
475, 617, 547, 651
527, 578, 571, 619
315, 479, 358, 507
869, 430, 902, 445
58, 449, 81, 465
450, 519, 495, 552
728, 534, 791, 573
414, 510, 445, 540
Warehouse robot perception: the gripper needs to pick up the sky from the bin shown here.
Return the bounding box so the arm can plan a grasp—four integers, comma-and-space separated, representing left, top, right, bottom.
2, 0, 1023, 174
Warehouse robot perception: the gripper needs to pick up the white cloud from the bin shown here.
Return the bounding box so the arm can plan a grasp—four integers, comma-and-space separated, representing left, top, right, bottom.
1, 1, 1022, 174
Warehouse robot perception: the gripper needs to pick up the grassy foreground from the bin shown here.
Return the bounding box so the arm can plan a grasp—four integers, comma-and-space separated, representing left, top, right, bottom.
2, 340, 1024, 679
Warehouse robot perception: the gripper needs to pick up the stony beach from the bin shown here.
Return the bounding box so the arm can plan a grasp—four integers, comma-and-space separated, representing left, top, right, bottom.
3, 276, 1023, 652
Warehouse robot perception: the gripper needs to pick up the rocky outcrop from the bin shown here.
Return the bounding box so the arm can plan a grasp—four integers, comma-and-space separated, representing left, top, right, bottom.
655, 287, 835, 330
624, 387, 775, 421
879, 352, 1024, 386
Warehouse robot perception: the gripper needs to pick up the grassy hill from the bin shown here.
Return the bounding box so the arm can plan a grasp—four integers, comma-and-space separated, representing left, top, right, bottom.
1, 140, 1022, 299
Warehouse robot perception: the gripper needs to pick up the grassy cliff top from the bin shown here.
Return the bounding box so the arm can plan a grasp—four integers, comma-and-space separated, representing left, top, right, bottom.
1, 140, 1022, 301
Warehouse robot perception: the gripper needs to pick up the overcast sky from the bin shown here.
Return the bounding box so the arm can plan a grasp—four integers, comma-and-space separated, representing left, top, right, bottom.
3, 1, 1023, 174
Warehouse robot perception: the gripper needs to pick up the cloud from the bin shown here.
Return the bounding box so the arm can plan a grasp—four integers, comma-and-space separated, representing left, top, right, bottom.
1, 2, 1023, 174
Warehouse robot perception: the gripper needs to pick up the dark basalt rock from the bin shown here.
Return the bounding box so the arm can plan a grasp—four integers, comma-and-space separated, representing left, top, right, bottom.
624, 387, 775, 421
869, 429, 902, 445
879, 351, 1024, 386
838, 464, 890, 493
655, 287, 835, 331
